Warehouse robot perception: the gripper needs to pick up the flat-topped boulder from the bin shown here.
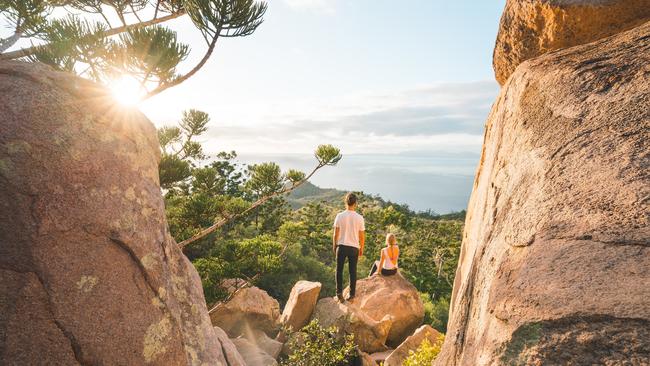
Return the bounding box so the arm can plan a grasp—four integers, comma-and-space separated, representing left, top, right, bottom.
493, 0, 650, 84
344, 273, 424, 347
209, 285, 281, 337
280, 280, 321, 332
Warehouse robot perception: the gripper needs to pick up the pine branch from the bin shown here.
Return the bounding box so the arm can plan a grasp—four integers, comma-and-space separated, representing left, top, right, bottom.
141, 29, 219, 100
0, 31, 23, 53
207, 240, 290, 311
0, 10, 186, 60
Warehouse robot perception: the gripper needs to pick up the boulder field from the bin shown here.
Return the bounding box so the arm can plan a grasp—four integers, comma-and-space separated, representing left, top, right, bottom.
436, 20, 650, 366
208, 275, 431, 363
0, 61, 228, 365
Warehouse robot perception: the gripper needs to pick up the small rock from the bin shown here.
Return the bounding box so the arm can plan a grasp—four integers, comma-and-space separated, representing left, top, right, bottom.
231, 337, 278, 366
243, 328, 283, 360
384, 325, 442, 366
311, 297, 392, 353
213, 326, 246, 366
280, 280, 322, 332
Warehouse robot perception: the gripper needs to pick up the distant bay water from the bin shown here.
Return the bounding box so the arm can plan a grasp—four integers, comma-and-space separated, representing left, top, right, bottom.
237, 151, 480, 214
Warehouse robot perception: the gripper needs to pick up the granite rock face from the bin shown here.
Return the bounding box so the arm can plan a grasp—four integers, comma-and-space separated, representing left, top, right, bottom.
436, 22, 650, 365
493, 0, 650, 84
0, 61, 227, 365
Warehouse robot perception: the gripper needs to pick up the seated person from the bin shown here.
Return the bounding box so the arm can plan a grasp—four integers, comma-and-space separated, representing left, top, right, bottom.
369, 233, 399, 276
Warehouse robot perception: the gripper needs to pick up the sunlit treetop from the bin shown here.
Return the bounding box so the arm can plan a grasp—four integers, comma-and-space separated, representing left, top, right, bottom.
0, 0, 267, 101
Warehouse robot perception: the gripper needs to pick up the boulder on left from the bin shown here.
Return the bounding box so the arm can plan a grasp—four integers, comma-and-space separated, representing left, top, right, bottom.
0, 61, 228, 365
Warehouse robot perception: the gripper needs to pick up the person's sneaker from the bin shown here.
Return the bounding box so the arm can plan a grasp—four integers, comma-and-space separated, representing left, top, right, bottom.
336, 293, 345, 302
346, 295, 355, 302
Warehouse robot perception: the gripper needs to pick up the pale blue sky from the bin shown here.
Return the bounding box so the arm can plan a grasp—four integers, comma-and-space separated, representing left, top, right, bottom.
138, 0, 507, 213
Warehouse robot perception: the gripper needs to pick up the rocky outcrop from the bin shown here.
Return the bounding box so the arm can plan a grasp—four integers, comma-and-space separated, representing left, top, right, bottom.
312, 297, 393, 353
437, 21, 650, 365
384, 325, 442, 366
280, 280, 321, 332
344, 273, 424, 346
493, 0, 650, 84
210, 285, 281, 337
0, 61, 227, 365
231, 337, 278, 366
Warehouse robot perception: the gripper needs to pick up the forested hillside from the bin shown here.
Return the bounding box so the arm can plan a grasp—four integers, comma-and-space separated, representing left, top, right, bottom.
159, 115, 465, 333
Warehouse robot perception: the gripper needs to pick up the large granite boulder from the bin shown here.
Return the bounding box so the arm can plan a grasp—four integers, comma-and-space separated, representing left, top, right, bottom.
384, 325, 442, 366
311, 297, 392, 353
280, 280, 321, 332
344, 273, 424, 347
210, 285, 281, 337
493, 0, 650, 85
0, 61, 226, 364
437, 22, 650, 365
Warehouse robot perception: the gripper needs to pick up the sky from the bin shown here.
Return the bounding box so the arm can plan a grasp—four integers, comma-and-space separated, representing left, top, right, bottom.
138, 0, 508, 213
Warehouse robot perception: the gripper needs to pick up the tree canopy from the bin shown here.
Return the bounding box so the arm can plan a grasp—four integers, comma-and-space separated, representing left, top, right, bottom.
0, 0, 267, 99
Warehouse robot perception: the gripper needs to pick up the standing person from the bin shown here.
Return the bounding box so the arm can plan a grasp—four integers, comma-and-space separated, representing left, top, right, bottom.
369, 233, 399, 277
333, 192, 365, 302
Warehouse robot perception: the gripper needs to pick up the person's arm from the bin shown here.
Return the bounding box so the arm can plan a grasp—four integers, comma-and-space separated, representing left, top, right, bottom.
333, 227, 340, 257
358, 230, 365, 257
378, 249, 385, 276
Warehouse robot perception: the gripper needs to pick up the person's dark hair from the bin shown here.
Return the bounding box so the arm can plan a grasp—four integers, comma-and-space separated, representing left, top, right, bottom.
345, 192, 358, 207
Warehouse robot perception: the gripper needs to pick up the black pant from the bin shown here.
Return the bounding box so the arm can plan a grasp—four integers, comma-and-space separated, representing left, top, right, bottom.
336, 245, 359, 296
369, 262, 397, 277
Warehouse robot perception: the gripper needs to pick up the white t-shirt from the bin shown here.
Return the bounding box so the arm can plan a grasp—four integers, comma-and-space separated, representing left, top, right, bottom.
333, 210, 365, 248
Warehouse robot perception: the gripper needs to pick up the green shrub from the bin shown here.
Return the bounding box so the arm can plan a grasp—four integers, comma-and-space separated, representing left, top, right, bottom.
421, 293, 450, 333
403, 335, 445, 366
280, 320, 356, 366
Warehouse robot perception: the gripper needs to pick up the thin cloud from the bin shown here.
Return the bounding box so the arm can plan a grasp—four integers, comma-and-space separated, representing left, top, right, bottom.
202, 80, 498, 155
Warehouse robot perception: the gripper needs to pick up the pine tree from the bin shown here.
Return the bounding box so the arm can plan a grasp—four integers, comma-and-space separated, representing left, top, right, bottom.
0, 0, 267, 99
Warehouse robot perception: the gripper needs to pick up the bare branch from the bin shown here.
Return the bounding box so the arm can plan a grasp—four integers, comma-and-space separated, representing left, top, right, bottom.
178, 163, 326, 248
207, 240, 290, 311
0, 31, 23, 53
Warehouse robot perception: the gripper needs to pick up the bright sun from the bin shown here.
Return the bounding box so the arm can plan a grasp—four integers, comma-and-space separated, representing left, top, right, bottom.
109, 75, 145, 106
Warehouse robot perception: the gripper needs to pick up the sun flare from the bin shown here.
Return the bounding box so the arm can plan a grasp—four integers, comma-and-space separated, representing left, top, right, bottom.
109, 75, 145, 106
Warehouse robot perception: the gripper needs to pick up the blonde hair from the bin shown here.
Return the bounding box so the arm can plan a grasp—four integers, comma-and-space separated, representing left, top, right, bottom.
385, 233, 397, 246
